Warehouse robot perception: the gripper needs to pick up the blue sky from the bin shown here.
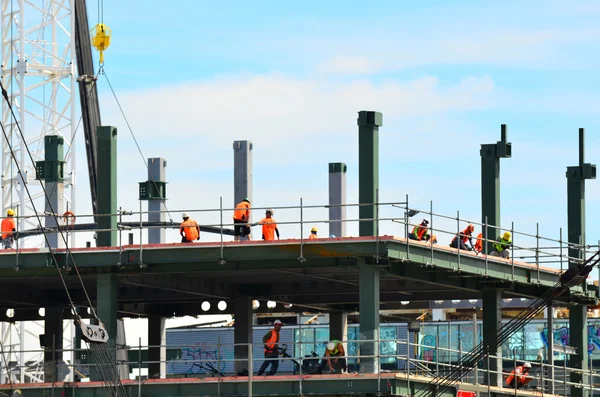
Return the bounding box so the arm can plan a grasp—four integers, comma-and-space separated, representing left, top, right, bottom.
67, 0, 600, 273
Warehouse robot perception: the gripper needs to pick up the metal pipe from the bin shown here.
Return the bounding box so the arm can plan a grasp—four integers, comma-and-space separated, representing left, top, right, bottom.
430, 200, 433, 266
375, 188, 380, 263
248, 343, 253, 397
456, 210, 460, 270
299, 197, 304, 261
536, 222, 540, 283
511, 221, 515, 280
219, 197, 224, 264
484, 216, 489, 275
138, 337, 142, 397
217, 336, 221, 397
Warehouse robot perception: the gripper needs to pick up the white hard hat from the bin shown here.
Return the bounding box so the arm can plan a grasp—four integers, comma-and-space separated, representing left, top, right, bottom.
273, 319, 282, 325
327, 342, 335, 350
182, 212, 189, 218
523, 362, 532, 368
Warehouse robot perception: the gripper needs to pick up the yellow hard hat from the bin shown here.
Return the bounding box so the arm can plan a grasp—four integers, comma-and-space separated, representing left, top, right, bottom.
311, 227, 318, 233
6, 209, 14, 216
503, 231, 511, 240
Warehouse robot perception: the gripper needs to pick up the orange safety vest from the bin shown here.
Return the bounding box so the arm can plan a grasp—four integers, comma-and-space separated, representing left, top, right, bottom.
259, 217, 277, 240
1, 218, 15, 239
452, 228, 473, 245
309, 234, 317, 239
264, 330, 279, 352
180, 219, 199, 241
505, 366, 531, 386
411, 225, 428, 240
233, 202, 250, 221
474, 233, 483, 252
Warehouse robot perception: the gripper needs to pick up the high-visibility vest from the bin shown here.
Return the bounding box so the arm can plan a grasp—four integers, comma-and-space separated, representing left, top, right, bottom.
505, 366, 529, 386
180, 219, 199, 241
474, 233, 483, 252
264, 330, 279, 352
233, 202, 250, 221
411, 225, 428, 240
328, 340, 342, 356
309, 234, 317, 239
493, 238, 511, 252
1, 218, 15, 239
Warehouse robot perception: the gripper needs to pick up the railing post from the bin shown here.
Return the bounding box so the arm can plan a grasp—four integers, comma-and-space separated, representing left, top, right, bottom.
510, 221, 515, 280
487, 354, 491, 395
459, 339, 463, 383
560, 227, 564, 273
430, 200, 433, 266
375, 189, 380, 264
564, 356, 567, 396
299, 198, 305, 261
456, 210, 460, 270
513, 347, 518, 394
435, 333, 439, 376
138, 337, 142, 397
217, 336, 221, 397
248, 343, 253, 397
139, 200, 143, 265
484, 215, 489, 275
219, 197, 225, 265
536, 222, 540, 283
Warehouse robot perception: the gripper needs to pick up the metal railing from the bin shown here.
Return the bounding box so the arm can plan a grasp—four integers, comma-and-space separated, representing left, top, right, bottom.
2, 337, 600, 397
1, 196, 593, 282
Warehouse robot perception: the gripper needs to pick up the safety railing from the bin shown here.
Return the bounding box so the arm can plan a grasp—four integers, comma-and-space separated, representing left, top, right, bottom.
1, 337, 600, 397
1, 195, 594, 283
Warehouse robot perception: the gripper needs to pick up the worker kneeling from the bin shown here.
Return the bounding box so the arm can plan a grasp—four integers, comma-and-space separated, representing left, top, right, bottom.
317, 340, 347, 374
490, 231, 512, 259
505, 362, 533, 389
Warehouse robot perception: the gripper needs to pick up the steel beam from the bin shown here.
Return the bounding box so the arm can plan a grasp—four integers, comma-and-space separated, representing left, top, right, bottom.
147, 158, 167, 244
567, 128, 595, 397
233, 295, 253, 375
96, 126, 118, 247
328, 162, 347, 238
480, 125, 511, 253
148, 313, 166, 379
482, 288, 502, 386
233, 141, 252, 207
357, 111, 382, 237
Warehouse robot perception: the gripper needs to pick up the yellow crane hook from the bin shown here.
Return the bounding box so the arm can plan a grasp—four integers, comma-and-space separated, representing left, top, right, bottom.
91, 23, 111, 65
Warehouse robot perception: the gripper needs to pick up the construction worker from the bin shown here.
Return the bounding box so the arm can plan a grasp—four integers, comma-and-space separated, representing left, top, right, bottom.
491, 231, 512, 259
179, 212, 200, 243
233, 198, 252, 241
309, 227, 318, 239
474, 233, 483, 253
318, 340, 347, 374
257, 319, 283, 376
424, 230, 437, 244
257, 209, 280, 241
409, 219, 430, 242
505, 362, 533, 389
450, 224, 476, 252
1, 209, 16, 249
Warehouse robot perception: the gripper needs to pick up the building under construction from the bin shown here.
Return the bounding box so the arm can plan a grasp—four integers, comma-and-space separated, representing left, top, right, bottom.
0, 2, 598, 397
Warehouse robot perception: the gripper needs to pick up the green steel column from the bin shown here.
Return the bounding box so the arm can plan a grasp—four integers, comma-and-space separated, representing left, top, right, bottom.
357, 111, 382, 237
480, 125, 511, 253
92, 126, 118, 381
96, 126, 118, 247
359, 264, 380, 373
482, 288, 502, 386
567, 128, 596, 397
357, 111, 382, 374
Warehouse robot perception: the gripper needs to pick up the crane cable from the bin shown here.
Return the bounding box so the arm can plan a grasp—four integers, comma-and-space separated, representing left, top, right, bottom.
0, 81, 99, 322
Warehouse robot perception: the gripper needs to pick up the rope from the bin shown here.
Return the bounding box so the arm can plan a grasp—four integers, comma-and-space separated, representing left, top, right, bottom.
103, 70, 175, 222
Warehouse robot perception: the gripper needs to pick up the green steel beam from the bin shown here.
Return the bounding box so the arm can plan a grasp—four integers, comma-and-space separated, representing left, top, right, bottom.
480, 125, 511, 253
35, 135, 65, 182
567, 128, 596, 397
96, 126, 118, 246
357, 110, 382, 237
482, 288, 502, 386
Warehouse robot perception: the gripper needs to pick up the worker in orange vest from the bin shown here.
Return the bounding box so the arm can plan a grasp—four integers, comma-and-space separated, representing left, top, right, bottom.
409, 219, 430, 242
309, 227, 318, 239
257, 209, 280, 241
450, 224, 476, 252
1, 209, 16, 249
505, 362, 533, 389
257, 319, 283, 376
179, 212, 200, 243
474, 233, 483, 253
233, 198, 252, 241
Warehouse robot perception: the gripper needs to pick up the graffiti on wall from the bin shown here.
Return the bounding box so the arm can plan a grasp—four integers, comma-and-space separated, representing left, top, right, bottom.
168, 344, 226, 375
539, 324, 600, 355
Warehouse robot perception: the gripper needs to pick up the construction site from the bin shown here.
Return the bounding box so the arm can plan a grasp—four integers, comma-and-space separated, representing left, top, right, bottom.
0, 1, 598, 397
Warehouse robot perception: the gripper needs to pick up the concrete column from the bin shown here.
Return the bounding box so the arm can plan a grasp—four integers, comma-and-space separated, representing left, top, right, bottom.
233, 141, 253, 206
147, 158, 167, 244
480, 125, 511, 253
43, 307, 64, 382
330, 312, 348, 350
566, 128, 595, 397
431, 309, 446, 321
96, 126, 118, 247
148, 314, 166, 379
328, 163, 347, 237
357, 111, 382, 237
359, 265, 380, 373
482, 288, 502, 386
234, 295, 253, 375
